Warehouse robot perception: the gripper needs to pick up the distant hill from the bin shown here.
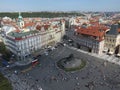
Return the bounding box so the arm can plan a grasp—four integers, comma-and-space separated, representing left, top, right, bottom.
0, 12, 84, 18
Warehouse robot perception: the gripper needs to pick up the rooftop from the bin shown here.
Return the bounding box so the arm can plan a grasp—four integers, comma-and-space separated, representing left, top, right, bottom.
8, 30, 39, 38
76, 25, 108, 37
107, 24, 120, 35
76, 24, 108, 41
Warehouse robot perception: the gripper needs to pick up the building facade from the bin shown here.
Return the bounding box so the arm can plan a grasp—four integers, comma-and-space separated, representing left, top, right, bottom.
75, 23, 108, 54
6, 30, 41, 60
104, 24, 120, 56
35, 20, 65, 48
4, 14, 65, 60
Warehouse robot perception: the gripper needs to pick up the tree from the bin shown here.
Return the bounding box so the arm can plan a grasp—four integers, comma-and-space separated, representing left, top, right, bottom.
0, 42, 12, 61
0, 12, 84, 18
0, 42, 6, 54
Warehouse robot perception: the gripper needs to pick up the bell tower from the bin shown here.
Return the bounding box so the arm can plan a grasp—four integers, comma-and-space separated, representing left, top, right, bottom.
18, 12, 24, 28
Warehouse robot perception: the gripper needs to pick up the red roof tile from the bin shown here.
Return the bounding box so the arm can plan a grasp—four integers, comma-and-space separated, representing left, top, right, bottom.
76, 24, 108, 41
53, 25, 58, 28
43, 25, 50, 30
36, 25, 41, 30
23, 22, 34, 28
36, 24, 50, 31
118, 28, 120, 33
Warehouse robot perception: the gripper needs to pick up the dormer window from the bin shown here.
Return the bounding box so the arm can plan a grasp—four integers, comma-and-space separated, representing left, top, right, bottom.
82, 25, 87, 28
99, 29, 103, 32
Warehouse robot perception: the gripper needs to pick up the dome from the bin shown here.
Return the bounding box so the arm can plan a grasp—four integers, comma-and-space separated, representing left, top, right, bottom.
2, 16, 12, 21
99, 18, 103, 22
18, 15, 23, 19
18, 12, 23, 19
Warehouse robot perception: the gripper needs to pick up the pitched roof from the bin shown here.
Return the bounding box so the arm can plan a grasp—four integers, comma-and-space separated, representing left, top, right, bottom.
76, 24, 108, 41
76, 25, 107, 37
23, 22, 34, 28
8, 30, 39, 39
107, 24, 120, 35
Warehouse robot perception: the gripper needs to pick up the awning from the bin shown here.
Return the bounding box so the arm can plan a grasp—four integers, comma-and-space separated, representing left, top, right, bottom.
108, 51, 114, 54
103, 49, 108, 52
117, 53, 120, 57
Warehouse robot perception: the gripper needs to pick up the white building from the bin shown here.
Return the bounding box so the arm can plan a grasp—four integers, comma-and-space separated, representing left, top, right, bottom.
6, 23, 65, 60
6, 30, 41, 60
4, 14, 65, 61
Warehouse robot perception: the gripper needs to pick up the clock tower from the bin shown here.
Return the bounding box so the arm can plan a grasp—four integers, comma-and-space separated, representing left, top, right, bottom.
18, 12, 24, 28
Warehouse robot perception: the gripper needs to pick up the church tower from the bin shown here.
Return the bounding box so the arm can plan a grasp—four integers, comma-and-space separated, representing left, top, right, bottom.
18, 12, 24, 28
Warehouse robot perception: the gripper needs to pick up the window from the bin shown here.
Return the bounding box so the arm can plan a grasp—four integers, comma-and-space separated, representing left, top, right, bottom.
109, 39, 111, 42
112, 45, 114, 47
113, 39, 114, 42
49, 35, 52, 40
109, 44, 112, 47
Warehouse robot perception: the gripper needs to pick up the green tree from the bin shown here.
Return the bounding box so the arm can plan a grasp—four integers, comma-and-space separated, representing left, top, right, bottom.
0, 42, 6, 54
0, 73, 12, 90
0, 12, 84, 18
0, 42, 11, 61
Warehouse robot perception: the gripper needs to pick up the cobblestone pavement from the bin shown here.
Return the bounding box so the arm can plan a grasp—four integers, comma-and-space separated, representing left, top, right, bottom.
3, 70, 42, 90
66, 29, 120, 65
1, 45, 120, 90
67, 45, 120, 65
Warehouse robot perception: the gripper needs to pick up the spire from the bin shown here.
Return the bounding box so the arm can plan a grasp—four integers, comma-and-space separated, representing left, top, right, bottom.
19, 12, 21, 17
17, 12, 24, 28
18, 12, 23, 21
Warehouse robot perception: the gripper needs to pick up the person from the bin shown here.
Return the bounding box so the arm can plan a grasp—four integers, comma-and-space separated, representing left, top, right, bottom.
103, 61, 107, 67
14, 70, 18, 74
38, 87, 42, 90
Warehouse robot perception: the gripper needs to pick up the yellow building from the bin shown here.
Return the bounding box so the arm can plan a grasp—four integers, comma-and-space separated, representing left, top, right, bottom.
104, 24, 120, 55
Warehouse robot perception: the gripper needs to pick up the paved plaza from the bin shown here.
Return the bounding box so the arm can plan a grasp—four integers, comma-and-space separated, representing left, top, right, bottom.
2, 45, 120, 90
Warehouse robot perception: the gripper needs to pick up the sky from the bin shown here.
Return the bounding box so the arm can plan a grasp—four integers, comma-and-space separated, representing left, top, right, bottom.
0, 0, 120, 12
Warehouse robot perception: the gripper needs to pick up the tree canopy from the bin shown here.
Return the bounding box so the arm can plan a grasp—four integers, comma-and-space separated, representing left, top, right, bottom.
0, 12, 84, 18
0, 42, 11, 61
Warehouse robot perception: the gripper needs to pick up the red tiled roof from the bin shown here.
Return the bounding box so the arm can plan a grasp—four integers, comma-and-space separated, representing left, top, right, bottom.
36, 25, 41, 30
76, 27, 104, 37
23, 22, 34, 28
118, 28, 120, 33
53, 25, 58, 28
76, 24, 108, 41
43, 24, 50, 30
15, 29, 21, 33
36, 24, 50, 31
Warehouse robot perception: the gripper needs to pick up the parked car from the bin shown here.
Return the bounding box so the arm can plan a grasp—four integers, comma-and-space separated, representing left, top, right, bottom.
68, 39, 73, 43
36, 54, 41, 58
44, 51, 48, 56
